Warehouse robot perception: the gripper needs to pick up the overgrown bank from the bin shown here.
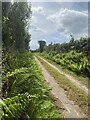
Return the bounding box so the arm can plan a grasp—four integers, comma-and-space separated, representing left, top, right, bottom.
1, 51, 62, 119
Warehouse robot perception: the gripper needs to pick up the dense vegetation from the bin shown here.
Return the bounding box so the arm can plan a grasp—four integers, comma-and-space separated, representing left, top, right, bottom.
40, 37, 90, 78
44, 36, 90, 58
1, 2, 61, 119
1, 52, 60, 119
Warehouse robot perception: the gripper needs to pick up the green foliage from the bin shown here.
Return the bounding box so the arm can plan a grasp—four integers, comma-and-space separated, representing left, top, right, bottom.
2, 52, 61, 119
44, 37, 90, 58
2, 2, 31, 51
41, 50, 90, 78
0, 93, 36, 120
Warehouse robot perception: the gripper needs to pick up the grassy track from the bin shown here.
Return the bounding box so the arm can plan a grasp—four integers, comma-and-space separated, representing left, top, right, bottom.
39, 53, 89, 86
36, 55, 89, 117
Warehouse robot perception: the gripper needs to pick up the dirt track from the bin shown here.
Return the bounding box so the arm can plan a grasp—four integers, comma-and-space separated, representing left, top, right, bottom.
35, 56, 87, 118
37, 56, 88, 95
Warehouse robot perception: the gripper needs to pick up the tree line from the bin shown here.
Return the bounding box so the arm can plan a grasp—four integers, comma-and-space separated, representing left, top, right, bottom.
38, 37, 90, 78
44, 36, 90, 59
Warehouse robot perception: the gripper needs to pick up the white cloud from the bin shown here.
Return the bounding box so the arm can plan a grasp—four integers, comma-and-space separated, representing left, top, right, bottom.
83, 10, 88, 14
31, 16, 37, 24
30, 38, 47, 50
47, 8, 88, 37
32, 25, 46, 33
29, 3, 88, 50
31, 6, 45, 15
30, 40, 39, 50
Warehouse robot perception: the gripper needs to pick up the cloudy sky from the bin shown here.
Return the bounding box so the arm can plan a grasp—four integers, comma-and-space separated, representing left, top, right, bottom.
29, 2, 88, 50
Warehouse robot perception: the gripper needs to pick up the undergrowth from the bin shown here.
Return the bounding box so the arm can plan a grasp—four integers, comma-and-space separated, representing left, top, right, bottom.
1, 51, 61, 119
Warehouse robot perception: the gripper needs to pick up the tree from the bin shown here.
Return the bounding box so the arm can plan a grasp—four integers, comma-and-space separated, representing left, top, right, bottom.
2, 2, 11, 51
38, 40, 46, 52
2, 2, 31, 52
2, 2, 32, 98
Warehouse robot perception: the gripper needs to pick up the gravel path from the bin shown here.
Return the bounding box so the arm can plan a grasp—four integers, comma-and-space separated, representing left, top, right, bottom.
35, 56, 87, 118
37, 56, 88, 95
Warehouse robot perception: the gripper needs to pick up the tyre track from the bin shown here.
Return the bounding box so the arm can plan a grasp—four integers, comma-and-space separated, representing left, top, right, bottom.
37, 56, 88, 95
35, 56, 87, 118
